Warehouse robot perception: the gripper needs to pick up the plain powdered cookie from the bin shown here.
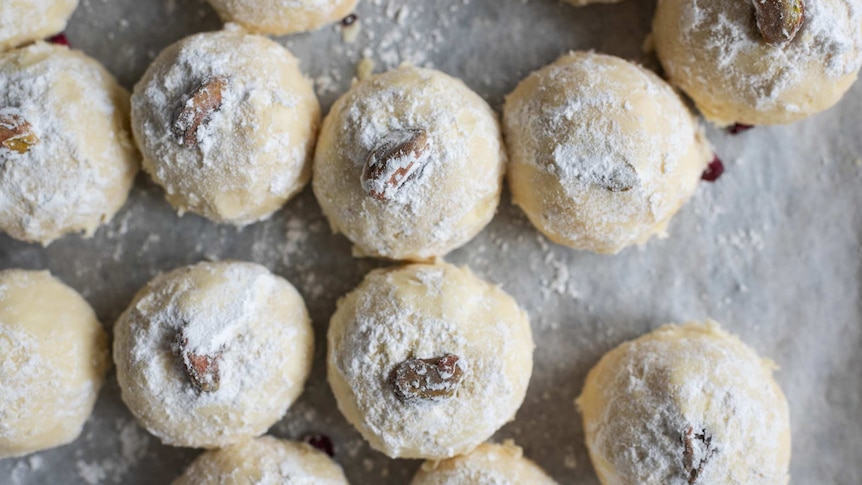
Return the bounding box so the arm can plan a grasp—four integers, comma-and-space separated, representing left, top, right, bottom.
0, 269, 109, 458
0, 0, 78, 52
205, 0, 360, 36
576, 322, 791, 485
653, 0, 862, 126
113, 261, 314, 449
173, 436, 349, 485
312, 65, 505, 261
504, 51, 711, 254
131, 26, 320, 225
0, 42, 139, 244
411, 441, 557, 485
327, 263, 534, 459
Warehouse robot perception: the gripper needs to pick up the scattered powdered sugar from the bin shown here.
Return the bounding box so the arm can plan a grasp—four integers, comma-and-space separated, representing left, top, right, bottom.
0, 42, 138, 244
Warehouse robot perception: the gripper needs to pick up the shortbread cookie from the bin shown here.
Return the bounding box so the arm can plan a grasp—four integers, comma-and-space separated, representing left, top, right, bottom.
205, 0, 360, 36
114, 261, 314, 448
653, 0, 862, 126
327, 263, 533, 459
131, 27, 320, 225
577, 322, 791, 485
0, 42, 139, 244
173, 436, 348, 485
504, 51, 711, 254
411, 441, 557, 485
0, 269, 109, 458
313, 65, 505, 261
0, 0, 78, 52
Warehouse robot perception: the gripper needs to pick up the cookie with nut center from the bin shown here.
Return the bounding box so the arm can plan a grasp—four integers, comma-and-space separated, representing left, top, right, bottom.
131, 26, 320, 226
327, 262, 534, 459
313, 65, 505, 261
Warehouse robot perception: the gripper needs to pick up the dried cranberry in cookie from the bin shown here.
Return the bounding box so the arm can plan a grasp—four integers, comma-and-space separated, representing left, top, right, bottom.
313, 65, 505, 261
411, 441, 557, 485
131, 26, 320, 225
204, 0, 360, 36
327, 263, 533, 459
0, 0, 78, 51
0, 270, 109, 458
0, 42, 139, 244
173, 436, 348, 484
113, 261, 314, 449
577, 322, 791, 485
503, 52, 711, 254
653, 0, 862, 126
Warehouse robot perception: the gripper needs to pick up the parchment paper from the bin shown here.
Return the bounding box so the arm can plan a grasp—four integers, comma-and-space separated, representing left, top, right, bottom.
3, 0, 861, 483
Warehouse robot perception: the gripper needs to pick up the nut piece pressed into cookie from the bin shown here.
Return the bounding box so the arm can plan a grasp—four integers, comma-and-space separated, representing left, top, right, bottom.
113, 261, 314, 449
577, 322, 791, 485
204, 0, 360, 36
173, 436, 349, 485
327, 262, 534, 459
0, 269, 109, 459
313, 65, 506, 261
0, 42, 139, 245
131, 26, 320, 225
653, 0, 862, 126
504, 51, 711, 254
410, 441, 558, 485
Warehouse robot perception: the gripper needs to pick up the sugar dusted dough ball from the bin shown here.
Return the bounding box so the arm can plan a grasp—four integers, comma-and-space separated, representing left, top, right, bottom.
205, 0, 359, 36
0, 270, 109, 458
313, 65, 505, 261
173, 436, 348, 485
563, 0, 622, 7
0, 0, 77, 52
504, 51, 711, 254
577, 322, 791, 485
0, 42, 139, 244
411, 441, 557, 485
114, 261, 314, 449
653, 0, 862, 126
131, 26, 320, 225
327, 263, 534, 459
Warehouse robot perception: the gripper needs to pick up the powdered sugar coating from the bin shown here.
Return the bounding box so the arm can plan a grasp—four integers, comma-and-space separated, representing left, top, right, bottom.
327, 263, 533, 459
577, 322, 791, 485
411, 441, 557, 485
131, 26, 320, 225
653, 0, 862, 126
504, 51, 710, 254
113, 261, 314, 449
173, 436, 348, 485
0, 269, 109, 458
0, 0, 77, 51
205, 0, 359, 35
0, 42, 139, 244
313, 65, 505, 261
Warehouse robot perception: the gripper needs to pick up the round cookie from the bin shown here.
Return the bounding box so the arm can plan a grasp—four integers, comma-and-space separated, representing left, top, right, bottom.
327, 263, 534, 459
0, 0, 78, 52
313, 65, 505, 261
0, 42, 139, 244
563, 0, 622, 6
653, 0, 862, 126
0, 269, 109, 458
131, 26, 320, 225
173, 436, 348, 485
503, 51, 711, 254
411, 441, 557, 485
204, 0, 360, 36
113, 261, 314, 449
576, 322, 791, 485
